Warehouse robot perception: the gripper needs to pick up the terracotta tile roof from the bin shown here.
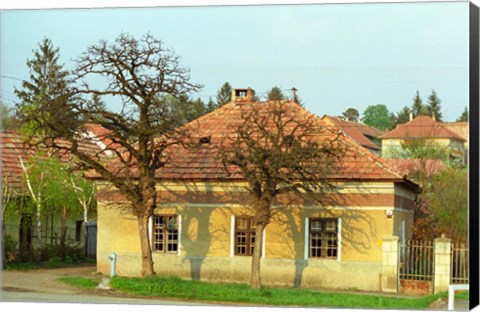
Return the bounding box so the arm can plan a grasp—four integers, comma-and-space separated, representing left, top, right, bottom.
321, 115, 382, 151
155, 101, 411, 183
383, 158, 447, 178
443, 122, 469, 144
381, 116, 465, 141
1, 131, 101, 195
81, 123, 122, 154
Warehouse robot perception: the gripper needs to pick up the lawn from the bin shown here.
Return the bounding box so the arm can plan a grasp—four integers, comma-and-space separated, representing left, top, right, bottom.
61, 275, 445, 309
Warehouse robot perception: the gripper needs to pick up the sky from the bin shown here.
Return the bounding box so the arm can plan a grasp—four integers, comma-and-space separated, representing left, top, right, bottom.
0, 0, 472, 122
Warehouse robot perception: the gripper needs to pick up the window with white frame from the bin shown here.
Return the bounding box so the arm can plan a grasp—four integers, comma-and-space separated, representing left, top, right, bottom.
309, 218, 338, 259
152, 215, 179, 253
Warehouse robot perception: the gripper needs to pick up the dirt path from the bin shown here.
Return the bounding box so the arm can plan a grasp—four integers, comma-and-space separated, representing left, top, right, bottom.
1, 265, 98, 295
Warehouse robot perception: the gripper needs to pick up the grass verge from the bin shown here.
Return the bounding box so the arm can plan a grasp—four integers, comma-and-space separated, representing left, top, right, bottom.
104, 275, 443, 309
60, 276, 102, 290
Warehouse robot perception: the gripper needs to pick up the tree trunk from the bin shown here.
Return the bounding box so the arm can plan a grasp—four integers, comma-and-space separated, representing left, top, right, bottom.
137, 214, 155, 276
60, 205, 67, 261
250, 223, 266, 289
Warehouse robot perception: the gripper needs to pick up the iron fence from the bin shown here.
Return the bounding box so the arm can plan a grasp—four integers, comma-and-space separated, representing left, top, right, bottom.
399, 240, 434, 281
451, 243, 469, 284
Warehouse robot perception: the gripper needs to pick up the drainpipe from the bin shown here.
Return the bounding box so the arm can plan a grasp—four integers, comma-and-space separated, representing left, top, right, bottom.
109, 253, 117, 277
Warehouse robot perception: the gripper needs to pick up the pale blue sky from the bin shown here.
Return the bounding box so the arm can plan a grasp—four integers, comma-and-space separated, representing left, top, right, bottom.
0, 2, 470, 121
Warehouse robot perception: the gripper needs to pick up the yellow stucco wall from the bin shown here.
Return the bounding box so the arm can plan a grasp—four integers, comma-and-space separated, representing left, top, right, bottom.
96, 180, 414, 291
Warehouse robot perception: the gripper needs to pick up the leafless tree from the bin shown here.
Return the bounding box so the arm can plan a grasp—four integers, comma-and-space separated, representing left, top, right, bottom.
219, 101, 345, 288
17, 33, 201, 276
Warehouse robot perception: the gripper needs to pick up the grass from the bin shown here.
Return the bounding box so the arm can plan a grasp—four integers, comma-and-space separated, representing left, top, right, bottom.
103, 275, 444, 309
60, 276, 102, 290
4, 258, 96, 271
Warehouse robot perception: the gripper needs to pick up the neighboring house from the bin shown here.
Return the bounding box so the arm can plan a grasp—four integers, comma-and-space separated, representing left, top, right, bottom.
1, 131, 98, 254
443, 121, 469, 163
381, 116, 466, 162
93, 89, 419, 292
81, 123, 122, 156
321, 115, 382, 155
383, 158, 447, 180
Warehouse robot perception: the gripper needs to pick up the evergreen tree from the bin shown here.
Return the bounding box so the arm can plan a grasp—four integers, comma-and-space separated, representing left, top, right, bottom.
216, 82, 232, 107
14, 38, 72, 136
267, 86, 285, 101
206, 97, 216, 113
411, 90, 427, 118
395, 106, 412, 126
457, 106, 468, 122
426, 89, 443, 121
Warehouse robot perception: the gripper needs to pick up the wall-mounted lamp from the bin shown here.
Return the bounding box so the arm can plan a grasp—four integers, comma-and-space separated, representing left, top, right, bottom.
385, 209, 394, 218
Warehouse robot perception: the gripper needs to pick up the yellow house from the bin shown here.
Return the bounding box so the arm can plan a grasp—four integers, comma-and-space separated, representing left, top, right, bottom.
94, 91, 418, 291
381, 116, 466, 161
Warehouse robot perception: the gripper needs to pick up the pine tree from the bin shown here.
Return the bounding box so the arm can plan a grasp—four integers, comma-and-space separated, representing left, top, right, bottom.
14, 38, 72, 136
216, 82, 232, 107
395, 106, 412, 126
267, 86, 285, 101
457, 107, 468, 122
206, 97, 216, 113
426, 89, 443, 121
411, 90, 426, 118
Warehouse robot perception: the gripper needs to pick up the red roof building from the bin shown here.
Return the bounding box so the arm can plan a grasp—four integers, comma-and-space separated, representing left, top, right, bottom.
380, 116, 466, 161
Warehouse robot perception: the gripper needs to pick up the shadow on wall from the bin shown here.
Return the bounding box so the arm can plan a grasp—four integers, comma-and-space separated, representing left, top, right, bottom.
161, 182, 244, 281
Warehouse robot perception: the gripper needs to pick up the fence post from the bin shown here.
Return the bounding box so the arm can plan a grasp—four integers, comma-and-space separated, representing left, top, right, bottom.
434, 236, 452, 294
381, 235, 399, 293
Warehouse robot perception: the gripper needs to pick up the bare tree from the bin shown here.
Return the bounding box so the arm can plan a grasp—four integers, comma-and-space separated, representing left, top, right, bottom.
219, 101, 344, 288
16, 33, 201, 276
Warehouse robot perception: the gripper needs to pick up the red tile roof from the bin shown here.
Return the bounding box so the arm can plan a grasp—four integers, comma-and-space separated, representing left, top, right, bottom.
321, 115, 382, 151
382, 116, 465, 141
383, 158, 447, 178
1, 131, 101, 195
155, 101, 412, 183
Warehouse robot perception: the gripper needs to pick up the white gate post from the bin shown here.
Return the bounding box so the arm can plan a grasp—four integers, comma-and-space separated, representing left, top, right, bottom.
381, 235, 399, 293
434, 236, 452, 294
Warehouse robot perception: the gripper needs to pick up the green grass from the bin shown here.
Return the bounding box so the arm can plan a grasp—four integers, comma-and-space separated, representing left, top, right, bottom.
108, 275, 443, 309
60, 276, 102, 290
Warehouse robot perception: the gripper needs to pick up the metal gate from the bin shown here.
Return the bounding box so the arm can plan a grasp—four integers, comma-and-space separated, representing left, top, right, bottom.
83, 222, 97, 258
398, 240, 434, 295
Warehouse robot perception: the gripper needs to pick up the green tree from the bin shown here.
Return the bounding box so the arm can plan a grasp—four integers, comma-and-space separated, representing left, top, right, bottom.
267, 86, 285, 101
14, 38, 72, 137
361, 104, 392, 131
0, 102, 19, 130
342, 108, 360, 122
425, 168, 468, 242
457, 106, 468, 122
394, 106, 412, 126
17, 33, 202, 276
411, 90, 427, 118
206, 97, 216, 113
425, 89, 442, 121
216, 82, 232, 107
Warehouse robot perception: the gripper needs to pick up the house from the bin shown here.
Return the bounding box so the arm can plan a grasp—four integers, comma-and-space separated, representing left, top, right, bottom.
1, 131, 98, 258
321, 115, 382, 155
380, 116, 466, 162
443, 121, 469, 162
93, 89, 418, 291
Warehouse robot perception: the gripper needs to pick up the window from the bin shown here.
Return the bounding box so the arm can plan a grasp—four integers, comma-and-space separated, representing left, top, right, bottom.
235, 217, 255, 256
152, 215, 179, 253
309, 218, 338, 259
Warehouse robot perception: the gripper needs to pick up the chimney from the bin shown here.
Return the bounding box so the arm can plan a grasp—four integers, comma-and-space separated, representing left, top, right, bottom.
432, 113, 436, 121
231, 88, 255, 103
409, 112, 413, 121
